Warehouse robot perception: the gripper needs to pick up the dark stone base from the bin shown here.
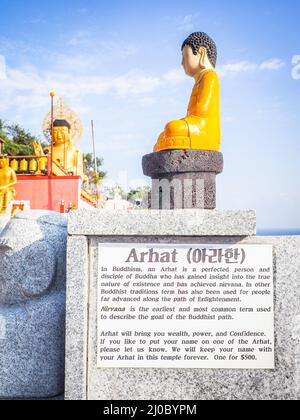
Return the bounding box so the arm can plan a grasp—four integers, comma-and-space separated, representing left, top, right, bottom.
142, 149, 224, 210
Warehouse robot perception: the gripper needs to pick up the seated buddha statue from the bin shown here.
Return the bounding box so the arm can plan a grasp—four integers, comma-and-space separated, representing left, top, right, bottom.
51, 119, 84, 180
154, 32, 221, 152
0, 155, 17, 214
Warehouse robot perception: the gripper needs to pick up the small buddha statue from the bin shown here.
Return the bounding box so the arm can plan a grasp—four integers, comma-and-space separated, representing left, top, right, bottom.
51, 119, 84, 179
154, 32, 221, 152
0, 155, 17, 214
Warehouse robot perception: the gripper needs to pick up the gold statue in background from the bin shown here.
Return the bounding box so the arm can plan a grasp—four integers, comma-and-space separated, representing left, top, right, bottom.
154, 32, 221, 152
0, 155, 17, 214
38, 98, 85, 180
51, 119, 84, 177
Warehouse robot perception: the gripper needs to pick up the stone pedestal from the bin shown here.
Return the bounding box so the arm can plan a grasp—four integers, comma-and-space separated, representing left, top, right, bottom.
65, 209, 300, 400
142, 150, 224, 210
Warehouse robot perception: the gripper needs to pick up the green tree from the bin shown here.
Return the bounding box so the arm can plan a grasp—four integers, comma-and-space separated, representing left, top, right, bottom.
105, 185, 127, 200
0, 119, 8, 140
84, 153, 106, 184
0, 119, 46, 156
127, 186, 151, 208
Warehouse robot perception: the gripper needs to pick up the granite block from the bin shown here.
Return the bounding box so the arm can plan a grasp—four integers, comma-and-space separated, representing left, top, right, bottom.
65, 236, 89, 401
85, 236, 300, 400
142, 150, 224, 176
0, 211, 67, 399
68, 209, 256, 237
65, 210, 300, 400
143, 150, 224, 210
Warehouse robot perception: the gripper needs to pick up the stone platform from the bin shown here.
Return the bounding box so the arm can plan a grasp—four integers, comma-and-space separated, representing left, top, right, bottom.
142, 150, 224, 210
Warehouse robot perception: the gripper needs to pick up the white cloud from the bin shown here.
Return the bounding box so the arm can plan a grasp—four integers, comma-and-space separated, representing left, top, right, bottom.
2, 66, 158, 98
218, 61, 258, 77
0, 34, 138, 77
0, 61, 164, 116
114, 71, 162, 95
66, 31, 90, 46
163, 68, 187, 84
218, 58, 286, 78
260, 58, 286, 70
177, 14, 199, 32
292, 55, 300, 80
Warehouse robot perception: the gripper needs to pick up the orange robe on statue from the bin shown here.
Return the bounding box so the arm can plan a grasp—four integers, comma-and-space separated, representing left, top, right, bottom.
154, 69, 221, 152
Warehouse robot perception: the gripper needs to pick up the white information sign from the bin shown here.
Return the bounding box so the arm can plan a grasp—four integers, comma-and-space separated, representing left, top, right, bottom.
97, 244, 274, 369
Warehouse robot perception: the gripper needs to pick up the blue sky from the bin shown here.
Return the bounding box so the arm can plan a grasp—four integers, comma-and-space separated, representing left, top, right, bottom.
0, 0, 300, 228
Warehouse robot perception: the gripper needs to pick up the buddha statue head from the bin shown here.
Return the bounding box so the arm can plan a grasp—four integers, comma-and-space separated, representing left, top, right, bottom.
181, 32, 217, 78
53, 119, 71, 145
0, 155, 9, 170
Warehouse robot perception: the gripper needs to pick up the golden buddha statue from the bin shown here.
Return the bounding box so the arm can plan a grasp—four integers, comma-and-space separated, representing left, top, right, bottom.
0, 155, 17, 214
51, 119, 84, 178
154, 32, 221, 152
39, 98, 86, 181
